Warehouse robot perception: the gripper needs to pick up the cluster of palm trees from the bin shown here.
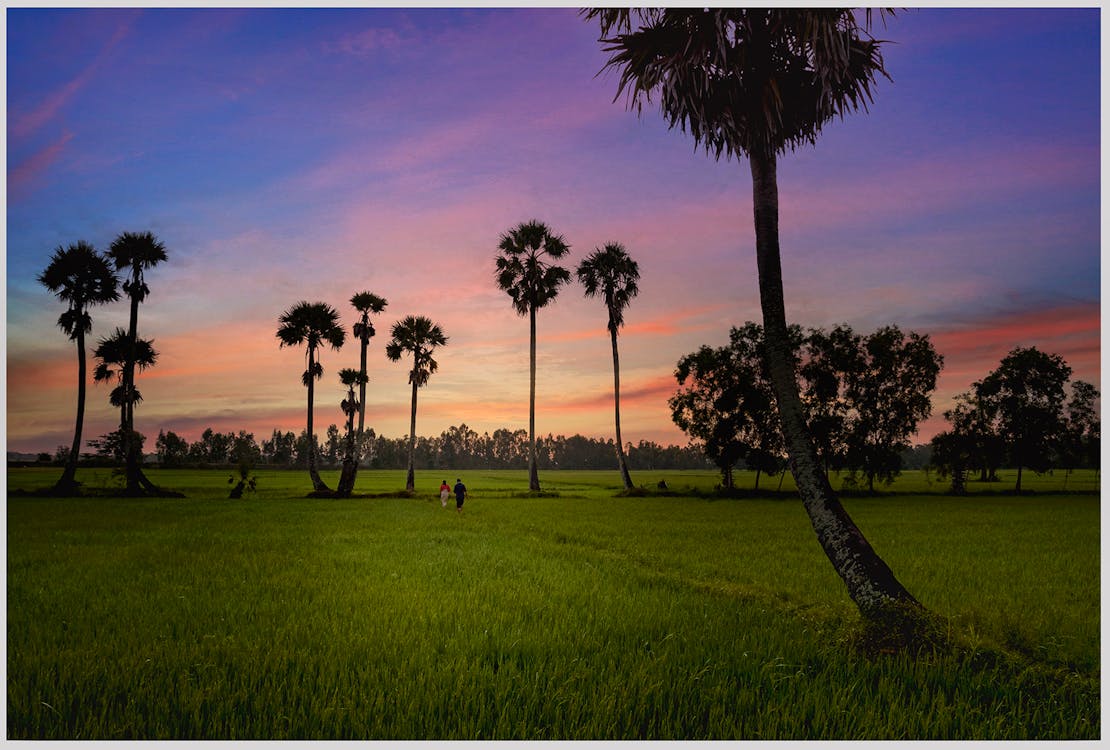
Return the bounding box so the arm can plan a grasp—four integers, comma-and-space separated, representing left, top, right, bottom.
495, 220, 641, 492
275, 221, 641, 497
38, 231, 169, 495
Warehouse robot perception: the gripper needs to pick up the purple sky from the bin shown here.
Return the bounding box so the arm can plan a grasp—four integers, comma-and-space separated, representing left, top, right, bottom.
6, 7, 1101, 455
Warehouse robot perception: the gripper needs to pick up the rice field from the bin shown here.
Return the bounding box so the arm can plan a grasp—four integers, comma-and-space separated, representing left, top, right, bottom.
6, 467, 1100, 739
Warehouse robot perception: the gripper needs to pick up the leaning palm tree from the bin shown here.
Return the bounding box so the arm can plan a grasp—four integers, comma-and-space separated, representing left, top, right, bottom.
277, 301, 346, 493
107, 231, 167, 494
336, 366, 369, 497
495, 220, 572, 491
350, 292, 388, 438
93, 328, 158, 432
587, 9, 924, 633
38, 242, 120, 494
385, 315, 448, 492
577, 242, 640, 490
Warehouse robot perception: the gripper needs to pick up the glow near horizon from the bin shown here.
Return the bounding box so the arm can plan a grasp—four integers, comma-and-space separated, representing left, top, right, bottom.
6, 8, 1101, 455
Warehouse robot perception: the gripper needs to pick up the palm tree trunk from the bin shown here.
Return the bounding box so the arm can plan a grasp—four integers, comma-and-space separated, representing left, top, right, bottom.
406, 378, 418, 492
56, 327, 86, 493
610, 322, 633, 490
123, 289, 141, 493
307, 346, 329, 492
528, 304, 540, 491
358, 336, 368, 436
750, 151, 922, 625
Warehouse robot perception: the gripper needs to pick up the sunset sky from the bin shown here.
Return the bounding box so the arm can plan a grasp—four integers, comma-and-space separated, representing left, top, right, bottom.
6, 7, 1101, 456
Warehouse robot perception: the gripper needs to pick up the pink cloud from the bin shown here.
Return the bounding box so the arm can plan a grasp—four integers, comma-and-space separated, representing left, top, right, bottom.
8, 132, 74, 198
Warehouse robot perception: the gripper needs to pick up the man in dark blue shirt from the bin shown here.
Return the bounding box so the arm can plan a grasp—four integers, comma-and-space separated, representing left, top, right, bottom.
453, 478, 467, 513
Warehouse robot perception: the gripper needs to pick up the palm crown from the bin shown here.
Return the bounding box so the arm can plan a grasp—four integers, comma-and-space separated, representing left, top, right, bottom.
495, 220, 572, 315
385, 315, 448, 388
93, 328, 158, 408
277, 301, 346, 382
38, 241, 120, 339
577, 242, 640, 332
587, 9, 890, 160
351, 291, 388, 342
108, 231, 167, 304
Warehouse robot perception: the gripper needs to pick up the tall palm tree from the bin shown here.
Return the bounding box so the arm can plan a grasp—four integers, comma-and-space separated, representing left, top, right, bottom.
385, 315, 448, 492
277, 301, 346, 492
107, 231, 167, 494
587, 9, 923, 630
336, 366, 369, 497
495, 220, 572, 492
38, 242, 120, 494
350, 292, 388, 437
577, 242, 640, 490
93, 328, 158, 430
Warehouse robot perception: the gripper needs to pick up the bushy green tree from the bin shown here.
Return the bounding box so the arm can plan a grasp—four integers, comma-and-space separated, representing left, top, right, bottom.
977, 347, 1072, 492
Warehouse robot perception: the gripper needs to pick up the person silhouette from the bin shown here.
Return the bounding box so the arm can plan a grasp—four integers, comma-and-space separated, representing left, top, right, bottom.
453, 478, 467, 513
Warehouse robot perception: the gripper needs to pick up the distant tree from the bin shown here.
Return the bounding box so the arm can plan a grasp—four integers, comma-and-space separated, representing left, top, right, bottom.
336, 367, 368, 496
385, 315, 448, 492
276, 301, 346, 492
89, 429, 145, 463
841, 326, 943, 491
670, 323, 789, 489
942, 389, 1005, 483
929, 429, 975, 495
93, 328, 157, 434
586, 8, 922, 627
228, 430, 261, 467
1063, 380, 1100, 476
978, 347, 1071, 492
38, 241, 120, 493
350, 292, 388, 438
577, 242, 641, 490
495, 219, 572, 491
324, 424, 341, 467
798, 324, 857, 473
189, 427, 232, 464
155, 429, 189, 467
262, 429, 297, 467
53, 445, 72, 466
107, 231, 168, 494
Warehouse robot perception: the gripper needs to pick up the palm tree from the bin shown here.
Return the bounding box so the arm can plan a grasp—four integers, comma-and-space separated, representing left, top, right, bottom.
107, 231, 167, 494
277, 301, 346, 492
385, 315, 448, 492
577, 242, 640, 490
336, 366, 369, 497
38, 242, 120, 493
587, 9, 924, 631
350, 292, 388, 437
495, 220, 572, 491
93, 328, 158, 431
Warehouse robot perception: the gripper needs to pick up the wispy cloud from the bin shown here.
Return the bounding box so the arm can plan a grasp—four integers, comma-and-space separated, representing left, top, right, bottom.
8, 132, 74, 198
9, 14, 137, 140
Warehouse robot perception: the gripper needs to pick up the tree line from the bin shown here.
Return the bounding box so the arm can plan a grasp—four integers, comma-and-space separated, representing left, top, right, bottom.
53, 424, 709, 473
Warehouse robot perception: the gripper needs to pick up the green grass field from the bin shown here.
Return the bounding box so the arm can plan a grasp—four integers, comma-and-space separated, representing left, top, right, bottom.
6, 467, 1100, 739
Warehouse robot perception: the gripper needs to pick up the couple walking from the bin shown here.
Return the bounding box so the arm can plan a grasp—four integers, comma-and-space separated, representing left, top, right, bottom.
439, 478, 467, 512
